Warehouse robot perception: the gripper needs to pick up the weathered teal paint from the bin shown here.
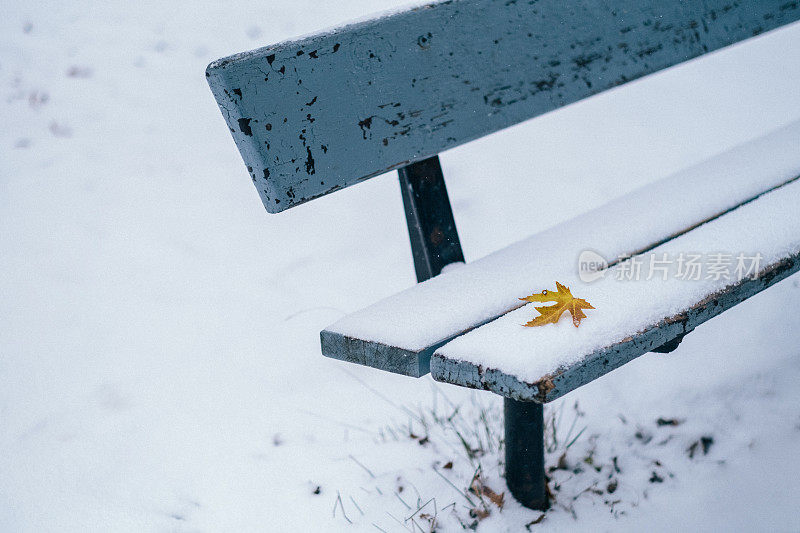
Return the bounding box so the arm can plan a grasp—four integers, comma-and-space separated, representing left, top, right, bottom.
206, 0, 800, 213
430, 252, 800, 402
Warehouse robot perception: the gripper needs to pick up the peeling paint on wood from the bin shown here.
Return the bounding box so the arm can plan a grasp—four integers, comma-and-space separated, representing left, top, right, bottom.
429, 252, 800, 402
206, 0, 800, 213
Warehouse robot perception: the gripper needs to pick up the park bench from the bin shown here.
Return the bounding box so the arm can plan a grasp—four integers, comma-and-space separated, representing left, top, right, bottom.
206, 0, 800, 511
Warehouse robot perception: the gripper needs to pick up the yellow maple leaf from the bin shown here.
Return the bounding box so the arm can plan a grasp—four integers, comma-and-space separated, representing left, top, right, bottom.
519, 281, 595, 328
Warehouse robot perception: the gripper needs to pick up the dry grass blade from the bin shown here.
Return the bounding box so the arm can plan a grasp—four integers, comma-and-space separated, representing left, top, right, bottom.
433, 468, 476, 507
333, 491, 353, 524
349, 454, 376, 478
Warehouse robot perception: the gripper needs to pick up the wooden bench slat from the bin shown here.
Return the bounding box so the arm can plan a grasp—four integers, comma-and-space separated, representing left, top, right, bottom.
430, 177, 800, 401
320, 122, 800, 376
206, 0, 800, 213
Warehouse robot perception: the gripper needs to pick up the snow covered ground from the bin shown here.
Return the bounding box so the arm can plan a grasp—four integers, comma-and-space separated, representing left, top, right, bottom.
1, 1, 800, 531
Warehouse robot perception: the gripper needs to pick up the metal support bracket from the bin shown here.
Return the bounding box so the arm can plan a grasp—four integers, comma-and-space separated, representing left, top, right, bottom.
398, 156, 465, 282
652, 330, 693, 353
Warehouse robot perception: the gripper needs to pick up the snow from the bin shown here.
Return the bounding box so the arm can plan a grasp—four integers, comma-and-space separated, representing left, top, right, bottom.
434, 177, 800, 383
325, 121, 800, 352
2, 1, 800, 531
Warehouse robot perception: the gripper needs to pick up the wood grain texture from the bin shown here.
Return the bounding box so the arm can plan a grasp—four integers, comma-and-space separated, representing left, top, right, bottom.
320, 312, 501, 377
320, 330, 434, 377
206, 0, 800, 213
429, 252, 800, 402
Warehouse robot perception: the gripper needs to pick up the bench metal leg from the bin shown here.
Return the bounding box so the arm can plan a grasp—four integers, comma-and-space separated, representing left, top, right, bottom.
398, 156, 464, 282
399, 158, 547, 509
504, 397, 548, 511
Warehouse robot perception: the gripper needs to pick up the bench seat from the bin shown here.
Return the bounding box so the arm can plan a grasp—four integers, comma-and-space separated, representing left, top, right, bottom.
431, 176, 800, 401
321, 122, 800, 377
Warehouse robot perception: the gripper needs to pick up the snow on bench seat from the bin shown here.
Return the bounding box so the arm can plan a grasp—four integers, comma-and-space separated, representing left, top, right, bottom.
321, 122, 800, 377
431, 177, 800, 401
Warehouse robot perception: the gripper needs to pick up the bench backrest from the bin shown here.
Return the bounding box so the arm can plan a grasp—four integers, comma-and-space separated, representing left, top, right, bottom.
206, 0, 800, 213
